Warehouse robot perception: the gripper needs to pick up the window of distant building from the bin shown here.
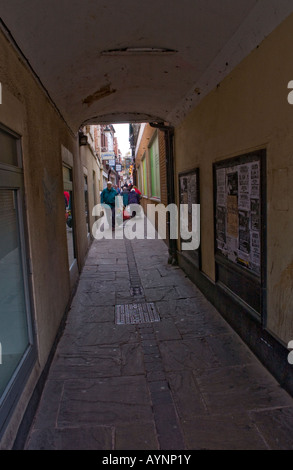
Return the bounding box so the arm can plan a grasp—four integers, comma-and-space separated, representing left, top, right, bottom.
141, 153, 148, 196
149, 133, 160, 199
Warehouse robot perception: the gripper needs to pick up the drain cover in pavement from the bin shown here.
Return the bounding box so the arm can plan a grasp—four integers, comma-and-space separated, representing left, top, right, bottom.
130, 286, 144, 296
115, 302, 160, 325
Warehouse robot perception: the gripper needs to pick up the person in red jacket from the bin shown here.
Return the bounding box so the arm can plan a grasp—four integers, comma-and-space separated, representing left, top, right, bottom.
133, 185, 141, 196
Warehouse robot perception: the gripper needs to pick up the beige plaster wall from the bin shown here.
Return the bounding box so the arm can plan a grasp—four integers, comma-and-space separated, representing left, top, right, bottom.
174, 13, 293, 345
0, 30, 88, 446
0, 34, 73, 364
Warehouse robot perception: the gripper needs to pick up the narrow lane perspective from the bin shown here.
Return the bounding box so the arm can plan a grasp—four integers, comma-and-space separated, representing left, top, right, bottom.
23, 223, 293, 450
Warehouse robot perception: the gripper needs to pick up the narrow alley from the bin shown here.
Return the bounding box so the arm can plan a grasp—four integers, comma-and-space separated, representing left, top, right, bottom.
2, 1, 293, 452
22, 224, 293, 450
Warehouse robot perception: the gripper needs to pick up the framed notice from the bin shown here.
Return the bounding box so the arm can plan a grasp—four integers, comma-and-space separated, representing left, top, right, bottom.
178, 168, 201, 268
213, 150, 266, 316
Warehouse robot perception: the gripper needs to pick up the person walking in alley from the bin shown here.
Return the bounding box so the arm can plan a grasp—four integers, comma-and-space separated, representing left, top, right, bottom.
114, 184, 121, 194
100, 181, 118, 230
122, 183, 130, 208
128, 186, 141, 218
133, 185, 142, 197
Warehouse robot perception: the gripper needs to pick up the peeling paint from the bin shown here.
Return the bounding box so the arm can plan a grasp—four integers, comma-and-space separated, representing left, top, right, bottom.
82, 84, 116, 106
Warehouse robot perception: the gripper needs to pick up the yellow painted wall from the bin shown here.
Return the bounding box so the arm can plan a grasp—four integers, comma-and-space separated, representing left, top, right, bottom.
174, 13, 293, 345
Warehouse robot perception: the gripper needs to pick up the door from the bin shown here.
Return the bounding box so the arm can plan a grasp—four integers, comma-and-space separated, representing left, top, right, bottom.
0, 125, 36, 437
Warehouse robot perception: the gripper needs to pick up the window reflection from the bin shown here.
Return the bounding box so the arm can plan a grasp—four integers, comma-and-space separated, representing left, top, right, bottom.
63, 166, 76, 268
0, 190, 29, 397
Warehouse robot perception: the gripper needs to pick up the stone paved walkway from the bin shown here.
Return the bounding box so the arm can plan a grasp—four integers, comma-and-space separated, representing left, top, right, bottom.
24, 228, 293, 450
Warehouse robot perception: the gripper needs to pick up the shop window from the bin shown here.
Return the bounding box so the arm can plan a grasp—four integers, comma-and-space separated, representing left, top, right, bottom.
137, 165, 141, 192
63, 165, 76, 269
93, 170, 97, 206
142, 154, 147, 196
149, 135, 160, 199
84, 174, 89, 234
0, 125, 36, 437
213, 150, 266, 316
0, 130, 19, 166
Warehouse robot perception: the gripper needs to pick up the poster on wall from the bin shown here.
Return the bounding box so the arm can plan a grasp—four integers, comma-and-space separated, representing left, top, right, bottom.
179, 169, 199, 232
179, 168, 200, 266
215, 156, 261, 276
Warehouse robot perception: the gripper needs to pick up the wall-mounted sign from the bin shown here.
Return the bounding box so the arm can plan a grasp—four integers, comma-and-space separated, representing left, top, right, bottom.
115, 164, 122, 172
101, 151, 115, 160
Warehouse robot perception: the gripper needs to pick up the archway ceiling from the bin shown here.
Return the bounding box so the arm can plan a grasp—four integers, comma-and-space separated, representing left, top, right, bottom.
1, 1, 293, 132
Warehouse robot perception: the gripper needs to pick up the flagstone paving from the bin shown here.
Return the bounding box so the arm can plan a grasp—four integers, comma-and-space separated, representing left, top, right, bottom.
24, 231, 293, 450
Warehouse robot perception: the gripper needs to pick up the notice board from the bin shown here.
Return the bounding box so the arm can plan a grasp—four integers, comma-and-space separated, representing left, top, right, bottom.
214, 150, 266, 315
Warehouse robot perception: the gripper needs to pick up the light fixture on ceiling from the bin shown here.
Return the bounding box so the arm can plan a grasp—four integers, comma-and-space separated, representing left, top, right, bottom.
101, 47, 177, 56
79, 131, 88, 146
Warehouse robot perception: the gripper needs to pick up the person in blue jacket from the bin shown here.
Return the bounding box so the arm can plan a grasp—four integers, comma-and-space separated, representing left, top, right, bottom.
122, 183, 130, 208
100, 181, 118, 230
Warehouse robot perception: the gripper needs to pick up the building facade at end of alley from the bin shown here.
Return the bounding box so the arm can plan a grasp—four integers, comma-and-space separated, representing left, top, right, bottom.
1, 12, 293, 449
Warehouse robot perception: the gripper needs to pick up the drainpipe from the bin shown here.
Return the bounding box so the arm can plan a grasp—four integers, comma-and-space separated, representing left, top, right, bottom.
129, 123, 137, 186
149, 122, 177, 265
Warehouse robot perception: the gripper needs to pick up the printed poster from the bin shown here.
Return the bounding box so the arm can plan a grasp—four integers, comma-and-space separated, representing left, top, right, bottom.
215, 157, 261, 276
238, 209, 250, 255
227, 170, 238, 196
227, 195, 238, 238
250, 230, 261, 274
227, 235, 238, 263
250, 161, 260, 199
238, 164, 250, 211
216, 168, 226, 206
216, 206, 226, 251
180, 177, 188, 204
179, 170, 200, 252
251, 198, 260, 231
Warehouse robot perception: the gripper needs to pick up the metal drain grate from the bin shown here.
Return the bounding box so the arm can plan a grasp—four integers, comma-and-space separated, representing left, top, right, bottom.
115, 302, 160, 325
130, 286, 144, 296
